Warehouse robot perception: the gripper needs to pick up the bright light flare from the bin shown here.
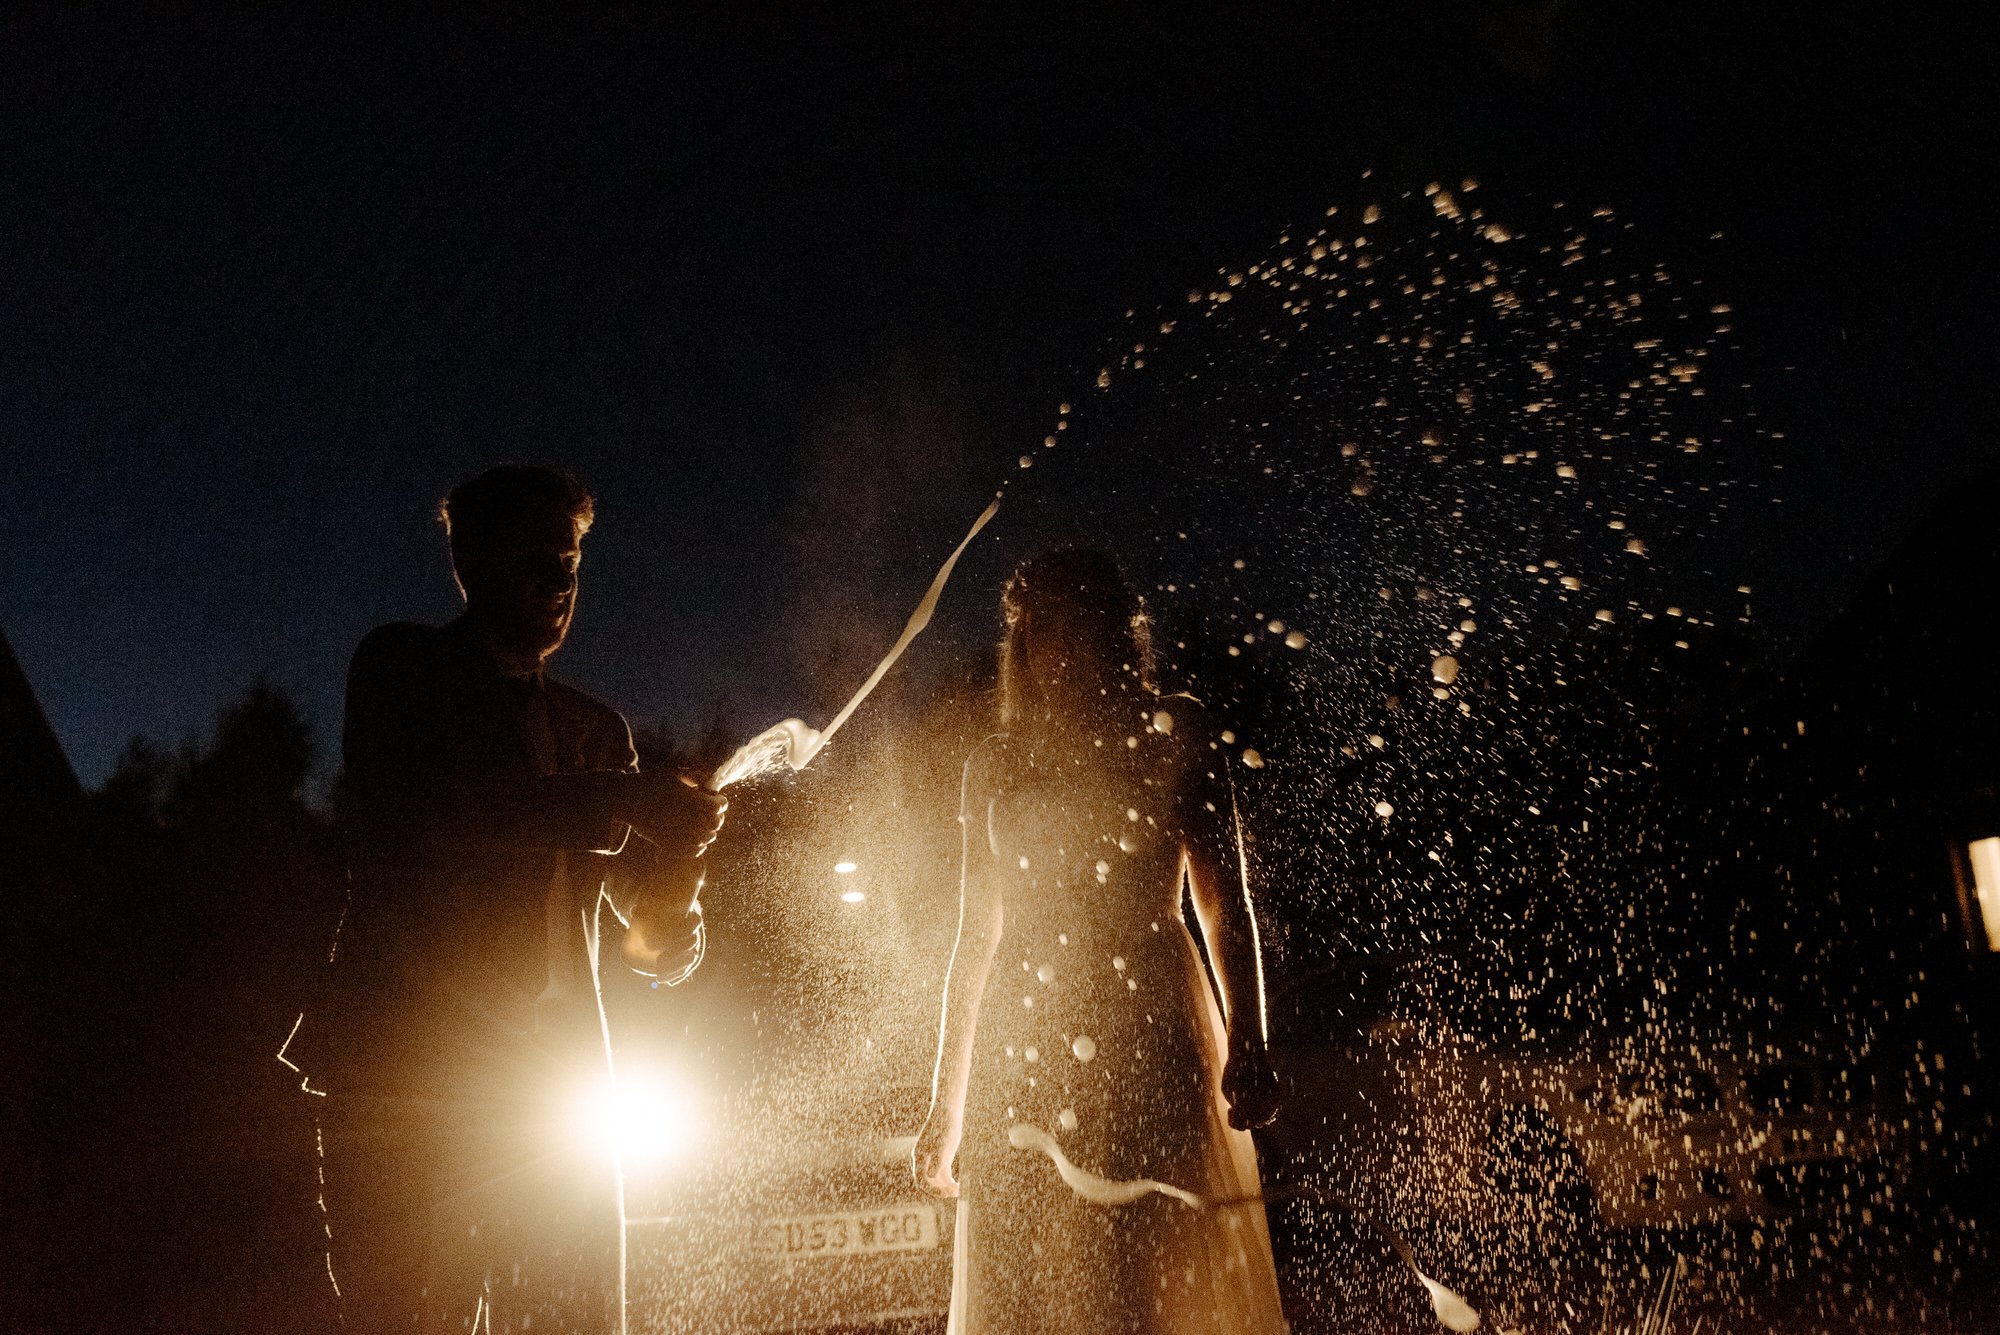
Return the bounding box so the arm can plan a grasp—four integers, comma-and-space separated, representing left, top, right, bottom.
1968, 836, 2000, 952
833, 860, 859, 874
576, 1069, 701, 1168
840, 889, 867, 904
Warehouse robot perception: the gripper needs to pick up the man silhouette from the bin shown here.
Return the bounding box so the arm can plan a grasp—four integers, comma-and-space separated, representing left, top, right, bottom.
319, 465, 722, 1330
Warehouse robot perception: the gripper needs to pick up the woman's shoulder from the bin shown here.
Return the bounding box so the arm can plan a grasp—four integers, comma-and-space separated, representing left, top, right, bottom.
1149, 694, 1240, 798
1149, 691, 1221, 747
961, 731, 1015, 789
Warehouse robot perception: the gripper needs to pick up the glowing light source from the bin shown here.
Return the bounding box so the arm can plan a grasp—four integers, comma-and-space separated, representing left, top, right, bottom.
840, 889, 867, 904
576, 1069, 701, 1169
1966, 836, 2000, 952
833, 861, 858, 874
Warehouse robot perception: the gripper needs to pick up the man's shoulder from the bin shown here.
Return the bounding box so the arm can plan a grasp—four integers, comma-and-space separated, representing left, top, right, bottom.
349, 621, 452, 680
542, 674, 625, 727
543, 675, 637, 767
354, 620, 445, 656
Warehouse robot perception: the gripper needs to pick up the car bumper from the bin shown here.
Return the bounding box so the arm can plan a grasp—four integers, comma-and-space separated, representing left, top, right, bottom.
624, 1190, 954, 1333
1583, 1126, 1912, 1229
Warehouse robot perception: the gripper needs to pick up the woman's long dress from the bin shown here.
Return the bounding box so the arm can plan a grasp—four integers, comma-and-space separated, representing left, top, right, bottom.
949, 718, 1288, 1335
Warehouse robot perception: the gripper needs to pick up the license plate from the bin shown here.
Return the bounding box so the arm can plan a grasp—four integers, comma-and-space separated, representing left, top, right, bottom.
761, 1203, 940, 1259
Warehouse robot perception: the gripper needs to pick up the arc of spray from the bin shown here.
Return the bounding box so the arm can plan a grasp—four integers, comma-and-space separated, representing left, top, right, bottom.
706, 495, 1002, 791
627, 493, 1002, 986
1005, 1127, 1482, 1332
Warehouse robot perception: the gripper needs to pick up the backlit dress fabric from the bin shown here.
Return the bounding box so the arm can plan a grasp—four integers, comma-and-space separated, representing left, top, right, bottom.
950, 717, 1287, 1335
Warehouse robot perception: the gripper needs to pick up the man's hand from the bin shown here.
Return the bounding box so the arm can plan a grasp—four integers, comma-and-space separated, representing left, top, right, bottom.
620, 773, 727, 860
1221, 1032, 1282, 1131
622, 892, 705, 982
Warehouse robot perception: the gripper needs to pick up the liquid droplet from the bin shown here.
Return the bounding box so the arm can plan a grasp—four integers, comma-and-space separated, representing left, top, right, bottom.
1418, 1273, 1482, 1333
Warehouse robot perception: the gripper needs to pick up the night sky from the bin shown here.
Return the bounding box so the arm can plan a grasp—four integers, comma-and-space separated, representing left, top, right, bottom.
3, 4, 1992, 787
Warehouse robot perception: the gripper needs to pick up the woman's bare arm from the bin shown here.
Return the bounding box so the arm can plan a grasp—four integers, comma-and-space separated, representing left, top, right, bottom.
915, 745, 1006, 1194
1182, 740, 1282, 1129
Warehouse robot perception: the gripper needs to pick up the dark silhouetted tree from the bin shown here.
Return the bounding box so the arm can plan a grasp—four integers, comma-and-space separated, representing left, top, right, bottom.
691, 700, 741, 777
631, 721, 690, 776
67, 680, 341, 1333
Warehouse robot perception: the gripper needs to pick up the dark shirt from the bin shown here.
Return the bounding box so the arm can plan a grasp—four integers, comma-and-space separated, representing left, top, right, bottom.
337, 616, 640, 1033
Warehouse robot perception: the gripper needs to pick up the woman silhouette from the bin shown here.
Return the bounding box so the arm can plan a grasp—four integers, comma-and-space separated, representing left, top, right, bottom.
915, 549, 1288, 1334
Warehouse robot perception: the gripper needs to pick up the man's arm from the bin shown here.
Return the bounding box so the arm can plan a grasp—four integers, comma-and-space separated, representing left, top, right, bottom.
342, 624, 718, 859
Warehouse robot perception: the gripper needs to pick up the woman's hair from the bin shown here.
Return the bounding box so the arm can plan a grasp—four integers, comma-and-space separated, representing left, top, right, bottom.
996, 548, 1154, 730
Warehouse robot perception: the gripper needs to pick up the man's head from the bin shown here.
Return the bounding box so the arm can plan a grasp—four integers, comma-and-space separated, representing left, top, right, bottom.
441, 466, 596, 666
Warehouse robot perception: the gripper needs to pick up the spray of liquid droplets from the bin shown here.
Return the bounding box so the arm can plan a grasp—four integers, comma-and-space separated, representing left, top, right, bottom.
1005, 1122, 1205, 1209
1009, 1126, 1486, 1332
982, 176, 1782, 1331
608, 180, 1978, 1329
643, 498, 999, 983
1021, 176, 1767, 997
706, 497, 1001, 791
1379, 1223, 1482, 1333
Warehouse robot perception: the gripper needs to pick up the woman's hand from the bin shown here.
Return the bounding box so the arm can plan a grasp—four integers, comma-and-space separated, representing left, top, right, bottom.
1221, 1032, 1283, 1131
913, 1108, 961, 1198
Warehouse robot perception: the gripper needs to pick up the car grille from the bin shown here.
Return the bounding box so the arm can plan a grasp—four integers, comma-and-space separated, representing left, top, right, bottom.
1742, 1060, 1880, 1113
1754, 1156, 1883, 1212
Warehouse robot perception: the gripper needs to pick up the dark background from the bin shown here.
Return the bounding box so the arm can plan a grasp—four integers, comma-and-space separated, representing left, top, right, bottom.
3, 3, 1992, 786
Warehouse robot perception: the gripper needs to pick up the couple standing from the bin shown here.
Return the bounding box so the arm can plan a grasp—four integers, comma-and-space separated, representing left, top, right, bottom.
323, 465, 1287, 1333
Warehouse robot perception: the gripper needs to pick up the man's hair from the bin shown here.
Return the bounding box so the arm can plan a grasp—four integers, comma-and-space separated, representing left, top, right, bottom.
439, 466, 595, 559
